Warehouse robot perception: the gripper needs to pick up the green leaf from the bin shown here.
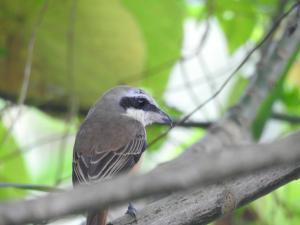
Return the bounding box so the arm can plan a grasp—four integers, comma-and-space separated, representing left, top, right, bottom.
216, 7, 256, 52
123, 0, 185, 97
280, 82, 300, 113
0, 122, 29, 200
19, 107, 75, 185
122, 0, 185, 152
252, 45, 300, 139
225, 75, 248, 108
0, 48, 7, 57
215, 0, 276, 53
186, 2, 207, 20
217, 15, 255, 52
0, 0, 146, 109
250, 181, 300, 225
252, 77, 284, 139
1, 0, 184, 121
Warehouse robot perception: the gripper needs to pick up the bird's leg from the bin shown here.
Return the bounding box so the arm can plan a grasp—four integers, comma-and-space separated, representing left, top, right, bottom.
126, 202, 137, 219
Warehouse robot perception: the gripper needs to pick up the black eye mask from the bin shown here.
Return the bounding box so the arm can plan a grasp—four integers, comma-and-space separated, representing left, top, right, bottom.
120, 97, 158, 112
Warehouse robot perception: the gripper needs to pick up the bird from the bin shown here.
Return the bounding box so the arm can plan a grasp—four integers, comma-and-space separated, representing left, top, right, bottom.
72, 86, 172, 225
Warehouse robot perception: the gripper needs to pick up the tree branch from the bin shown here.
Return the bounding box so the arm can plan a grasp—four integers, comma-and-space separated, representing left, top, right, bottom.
0, 183, 62, 193
0, 2, 299, 225
0, 131, 300, 225
111, 165, 300, 225
271, 112, 300, 124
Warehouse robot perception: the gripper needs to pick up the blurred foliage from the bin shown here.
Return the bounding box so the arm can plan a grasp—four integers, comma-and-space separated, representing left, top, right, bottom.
231, 180, 300, 225
123, 0, 184, 96
253, 49, 300, 139
0, 0, 183, 108
0, 122, 29, 200
253, 181, 300, 225
215, 0, 277, 53
0, 0, 185, 196
225, 74, 248, 108
22, 107, 76, 185
282, 60, 300, 115
0, 1, 300, 225
32, 0, 145, 106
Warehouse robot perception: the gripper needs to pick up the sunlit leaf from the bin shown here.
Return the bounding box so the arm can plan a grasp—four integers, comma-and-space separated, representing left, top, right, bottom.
123, 0, 185, 152
0, 0, 145, 109
0, 122, 29, 200
123, 0, 184, 96
215, 0, 276, 53
251, 181, 300, 225
225, 75, 248, 107
252, 46, 300, 139
18, 107, 75, 185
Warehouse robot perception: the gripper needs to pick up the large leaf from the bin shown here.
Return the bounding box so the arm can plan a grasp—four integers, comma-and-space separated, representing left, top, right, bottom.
215, 0, 276, 53
0, 0, 145, 109
251, 181, 300, 225
122, 0, 184, 152
0, 0, 184, 112
252, 47, 300, 139
123, 0, 184, 96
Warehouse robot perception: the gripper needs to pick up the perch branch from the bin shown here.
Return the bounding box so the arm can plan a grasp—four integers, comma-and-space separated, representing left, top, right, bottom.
0, 2, 299, 225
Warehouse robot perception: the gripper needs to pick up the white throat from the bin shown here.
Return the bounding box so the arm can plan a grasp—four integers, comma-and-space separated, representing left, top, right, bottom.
125, 108, 152, 126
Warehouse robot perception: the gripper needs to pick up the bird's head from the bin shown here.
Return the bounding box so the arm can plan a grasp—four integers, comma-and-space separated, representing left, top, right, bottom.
101, 86, 172, 127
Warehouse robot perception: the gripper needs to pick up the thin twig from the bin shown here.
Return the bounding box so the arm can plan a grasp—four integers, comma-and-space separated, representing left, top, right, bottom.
0, 0, 49, 147
147, 1, 300, 148
0, 133, 74, 164
121, 0, 213, 85
18, 1, 49, 106
178, 61, 202, 107
1, 131, 300, 225
197, 53, 223, 112
0, 111, 297, 166
165, 64, 235, 93
0, 182, 62, 192
271, 112, 300, 123
54, 0, 78, 185
0, 3, 299, 223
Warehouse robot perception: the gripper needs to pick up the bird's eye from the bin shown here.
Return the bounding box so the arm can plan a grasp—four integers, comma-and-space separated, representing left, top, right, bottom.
136, 98, 147, 107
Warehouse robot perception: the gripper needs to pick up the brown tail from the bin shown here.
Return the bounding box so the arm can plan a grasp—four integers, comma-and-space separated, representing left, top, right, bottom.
86, 210, 108, 225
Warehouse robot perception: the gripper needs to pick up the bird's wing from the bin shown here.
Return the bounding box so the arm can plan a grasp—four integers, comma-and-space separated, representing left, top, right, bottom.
72, 116, 146, 185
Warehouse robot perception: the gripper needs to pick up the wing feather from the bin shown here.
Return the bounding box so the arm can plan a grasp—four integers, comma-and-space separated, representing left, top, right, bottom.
73, 131, 146, 185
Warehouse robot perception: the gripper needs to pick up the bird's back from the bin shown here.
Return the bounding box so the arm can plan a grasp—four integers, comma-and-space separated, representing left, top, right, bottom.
73, 112, 146, 183
72, 112, 146, 225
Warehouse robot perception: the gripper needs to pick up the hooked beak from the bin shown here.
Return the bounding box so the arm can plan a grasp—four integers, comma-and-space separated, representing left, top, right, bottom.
156, 109, 173, 127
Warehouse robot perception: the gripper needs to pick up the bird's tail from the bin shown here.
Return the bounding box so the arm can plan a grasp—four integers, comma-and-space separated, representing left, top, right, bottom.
86, 210, 108, 225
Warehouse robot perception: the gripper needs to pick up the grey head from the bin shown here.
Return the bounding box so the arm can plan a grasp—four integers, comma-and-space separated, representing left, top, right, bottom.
89, 86, 172, 127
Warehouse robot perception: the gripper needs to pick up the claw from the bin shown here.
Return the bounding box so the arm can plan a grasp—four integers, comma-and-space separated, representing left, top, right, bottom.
126, 202, 137, 220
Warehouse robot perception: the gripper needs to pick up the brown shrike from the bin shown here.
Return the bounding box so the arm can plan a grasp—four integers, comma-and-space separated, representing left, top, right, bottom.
72, 86, 172, 225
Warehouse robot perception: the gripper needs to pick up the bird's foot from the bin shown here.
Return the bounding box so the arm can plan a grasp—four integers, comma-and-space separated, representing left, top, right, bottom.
126, 202, 137, 219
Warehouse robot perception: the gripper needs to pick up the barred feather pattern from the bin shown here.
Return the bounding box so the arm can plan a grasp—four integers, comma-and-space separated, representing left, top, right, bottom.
72, 128, 146, 225
72, 135, 146, 185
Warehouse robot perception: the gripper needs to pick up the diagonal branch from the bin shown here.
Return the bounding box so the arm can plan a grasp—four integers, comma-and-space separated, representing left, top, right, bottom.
0, 131, 300, 225
0, 2, 300, 225
271, 112, 300, 124
112, 165, 300, 225
0, 183, 62, 193
146, 0, 300, 148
